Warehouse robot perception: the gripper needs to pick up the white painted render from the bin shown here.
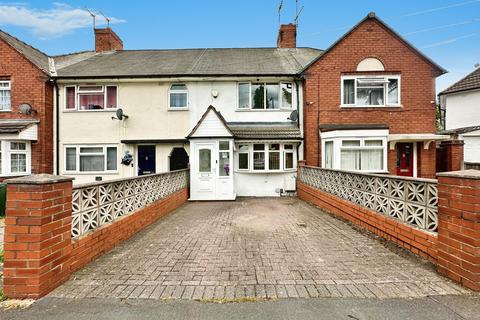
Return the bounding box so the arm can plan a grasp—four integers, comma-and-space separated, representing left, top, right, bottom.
56, 78, 303, 188
442, 89, 480, 165
444, 89, 480, 130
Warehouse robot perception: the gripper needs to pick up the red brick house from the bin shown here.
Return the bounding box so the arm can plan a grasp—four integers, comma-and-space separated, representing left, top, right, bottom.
0, 30, 54, 178
302, 13, 448, 178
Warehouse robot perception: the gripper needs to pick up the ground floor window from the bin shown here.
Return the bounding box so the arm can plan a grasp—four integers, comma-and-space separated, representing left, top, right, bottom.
65, 145, 118, 173
236, 142, 297, 172
0, 140, 31, 176
322, 131, 388, 173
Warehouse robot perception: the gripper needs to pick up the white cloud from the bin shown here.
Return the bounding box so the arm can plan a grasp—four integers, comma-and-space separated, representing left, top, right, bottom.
0, 3, 125, 39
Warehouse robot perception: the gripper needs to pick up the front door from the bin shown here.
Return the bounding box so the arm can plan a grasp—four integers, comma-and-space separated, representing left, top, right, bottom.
396, 143, 414, 176
193, 143, 215, 199
138, 145, 156, 176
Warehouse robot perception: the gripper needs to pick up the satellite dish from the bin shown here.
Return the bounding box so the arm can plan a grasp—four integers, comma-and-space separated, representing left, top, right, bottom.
288, 110, 298, 122
112, 108, 129, 121
18, 103, 34, 115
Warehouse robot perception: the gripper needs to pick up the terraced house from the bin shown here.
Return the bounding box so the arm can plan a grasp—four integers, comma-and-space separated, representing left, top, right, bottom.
0, 12, 448, 198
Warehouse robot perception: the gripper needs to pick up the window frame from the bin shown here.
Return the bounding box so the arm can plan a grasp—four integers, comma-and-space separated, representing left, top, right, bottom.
283, 144, 295, 170
322, 135, 388, 173
340, 75, 401, 107
236, 142, 297, 173
0, 80, 12, 112
168, 83, 189, 110
237, 81, 294, 110
64, 144, 118, 174
0, 140, 31, 177
63, 85, 118, 112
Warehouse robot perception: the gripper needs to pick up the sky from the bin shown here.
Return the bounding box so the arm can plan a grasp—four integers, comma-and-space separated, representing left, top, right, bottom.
0, 0, 479, 92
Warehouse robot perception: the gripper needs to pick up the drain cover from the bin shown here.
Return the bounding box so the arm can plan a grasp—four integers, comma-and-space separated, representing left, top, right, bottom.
297, 223, 307, 228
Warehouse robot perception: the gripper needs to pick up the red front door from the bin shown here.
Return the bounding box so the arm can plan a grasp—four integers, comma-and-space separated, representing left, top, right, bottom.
396, 143, 414, 176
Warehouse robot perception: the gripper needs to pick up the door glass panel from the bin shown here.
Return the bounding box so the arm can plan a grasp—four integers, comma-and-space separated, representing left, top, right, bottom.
199, 149, 211, 172
219, 151, 230, 176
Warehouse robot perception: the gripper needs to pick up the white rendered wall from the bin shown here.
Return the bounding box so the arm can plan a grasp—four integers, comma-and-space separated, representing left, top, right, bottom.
444, 90, 480, 130
461, 132, 480, 164
234, 172, 297, 197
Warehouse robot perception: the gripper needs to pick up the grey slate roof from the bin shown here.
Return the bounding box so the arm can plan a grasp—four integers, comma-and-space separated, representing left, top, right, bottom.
53, 51, 97, 71
228, 122, 302, 140
55, 48, 322, 78
0, 29, 50, 73
0, 119, 39, 134
439, 67, 480, 96
439, 125, 480, 135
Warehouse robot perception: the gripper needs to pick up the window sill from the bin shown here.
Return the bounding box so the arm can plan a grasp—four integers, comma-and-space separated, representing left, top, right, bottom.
235, 108, 292, 112
0, 110, 12, 113
63, 109, 118, 113
167, 107, 189, 111
63, 171, 119, 175
339, 105, 403, 110
0, 172, 30, 178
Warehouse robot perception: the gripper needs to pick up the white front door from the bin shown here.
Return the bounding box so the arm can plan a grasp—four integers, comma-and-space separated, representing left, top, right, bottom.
194, 143, 215, 199
190, 140, 235, 200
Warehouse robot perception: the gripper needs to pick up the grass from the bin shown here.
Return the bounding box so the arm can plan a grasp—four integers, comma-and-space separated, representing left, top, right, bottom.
0, 289, 4, 302
0, 250, 4, 263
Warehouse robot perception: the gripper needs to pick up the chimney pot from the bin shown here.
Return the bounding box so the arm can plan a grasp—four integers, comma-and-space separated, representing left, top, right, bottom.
277, 23, 297, 48
94, 28, 123, 52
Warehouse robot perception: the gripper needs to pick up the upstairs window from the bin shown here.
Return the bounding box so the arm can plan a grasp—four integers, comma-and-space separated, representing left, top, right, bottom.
169, 84, 188, 109
341, 76, 400, 106
65, 85, 117, 111
238, 82, 292, 110
0, 81, 11, 111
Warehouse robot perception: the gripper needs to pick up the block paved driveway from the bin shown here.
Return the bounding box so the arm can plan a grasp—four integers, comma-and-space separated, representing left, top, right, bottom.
50, 198, 469, 300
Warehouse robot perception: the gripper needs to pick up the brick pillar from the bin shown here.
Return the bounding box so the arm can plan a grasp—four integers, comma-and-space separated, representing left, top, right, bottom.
3, 174, 74, 299
439, 140, 464, 172
437, 170, 480, 291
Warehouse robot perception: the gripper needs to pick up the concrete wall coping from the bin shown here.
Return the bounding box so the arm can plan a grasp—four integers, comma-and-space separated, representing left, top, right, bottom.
437, 169, 480, 180
5, 174, 74, 185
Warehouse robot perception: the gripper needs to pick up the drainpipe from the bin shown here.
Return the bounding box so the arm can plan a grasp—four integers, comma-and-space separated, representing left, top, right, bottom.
295, 79, 301, 164
53, 79, 60, 175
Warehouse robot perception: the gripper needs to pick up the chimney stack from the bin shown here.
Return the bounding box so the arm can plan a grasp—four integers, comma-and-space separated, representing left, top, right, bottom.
277, 23, 297, 48
94, 28, 123, 52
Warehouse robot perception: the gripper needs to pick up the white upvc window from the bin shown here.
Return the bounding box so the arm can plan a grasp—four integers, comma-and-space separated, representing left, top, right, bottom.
341, 75, 400, 107
237, 142, 297, 172
64, 85, 118, 111
322, 134, 388, 173
168, 84, 188, 109
238, 82, 293, 110
0, 140, 31, 176
0, 81, 11, 111
64, 145, 118, 173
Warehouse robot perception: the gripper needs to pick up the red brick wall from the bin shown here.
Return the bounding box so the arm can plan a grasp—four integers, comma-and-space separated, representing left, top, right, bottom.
297, 181, 438, 263
4, 173, 189, 299
0, 37, 54, 175
95, 28, 123, 52
437, 140, 464, 173
303, 17, 439, 177
277, 24, 296, 48
437, 172, 480, 291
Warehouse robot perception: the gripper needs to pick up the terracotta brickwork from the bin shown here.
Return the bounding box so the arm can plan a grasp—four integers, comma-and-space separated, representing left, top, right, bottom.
277, 24, 296, 48
437, 171, 480, 291
95, 28, 123, 52
3, 174, 188, 299
0, 37, 54, 176
437, 140, 465, 173
303, 16, 439, 177
297, 181, 438, 263
3, 175, 73, 299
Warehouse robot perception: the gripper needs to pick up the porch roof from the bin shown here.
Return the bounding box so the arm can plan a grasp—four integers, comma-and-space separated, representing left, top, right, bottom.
0, 119, 39, 140
228, 122, 302, 140
388, 133, 450, 150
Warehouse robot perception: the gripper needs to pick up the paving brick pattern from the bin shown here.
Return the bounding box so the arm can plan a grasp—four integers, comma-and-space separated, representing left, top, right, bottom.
50, 198, 469, 300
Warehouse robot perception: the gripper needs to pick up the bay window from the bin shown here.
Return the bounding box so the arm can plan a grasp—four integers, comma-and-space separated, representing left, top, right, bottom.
237, 143, 297, 172
322, 134, 387, 172
238, 82, 293, 110
0, 140, 31, 176
65, 85, 118, 111
65, 145, 118, 173
341, 76, 400, 106
0, 81, 11, 111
